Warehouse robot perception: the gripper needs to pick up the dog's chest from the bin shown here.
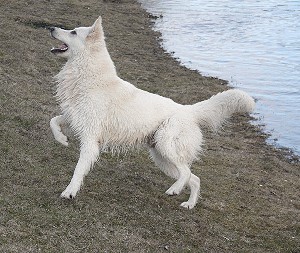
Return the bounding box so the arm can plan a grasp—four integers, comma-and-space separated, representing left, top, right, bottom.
61, 90, 109, 129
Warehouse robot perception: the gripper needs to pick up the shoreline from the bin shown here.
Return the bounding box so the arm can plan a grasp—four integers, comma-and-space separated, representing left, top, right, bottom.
139, 0, 300, 157
138, 1, 300, 157
135, 1, 299, 162
0, 0, 299, 251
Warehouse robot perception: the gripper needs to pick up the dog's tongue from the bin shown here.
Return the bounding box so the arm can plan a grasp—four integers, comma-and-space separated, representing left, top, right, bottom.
51, 43, 68, 54
59, 44, 68, 50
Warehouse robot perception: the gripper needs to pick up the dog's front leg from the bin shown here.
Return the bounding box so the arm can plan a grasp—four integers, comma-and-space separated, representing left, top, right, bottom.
50, 115, 68, 146
61, 140, 100, 199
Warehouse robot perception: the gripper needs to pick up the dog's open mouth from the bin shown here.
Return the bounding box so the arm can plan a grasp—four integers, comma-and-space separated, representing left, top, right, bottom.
51, 43, 68, 54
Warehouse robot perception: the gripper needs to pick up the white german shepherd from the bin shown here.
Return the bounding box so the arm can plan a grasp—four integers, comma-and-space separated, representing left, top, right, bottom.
49, 16, 255, 209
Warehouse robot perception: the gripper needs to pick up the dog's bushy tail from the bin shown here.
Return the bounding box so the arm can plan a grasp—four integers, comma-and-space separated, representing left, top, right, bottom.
192, 89, 255, 131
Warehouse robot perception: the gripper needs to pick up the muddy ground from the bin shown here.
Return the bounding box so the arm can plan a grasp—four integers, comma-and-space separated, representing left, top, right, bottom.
0, 0, 299, 252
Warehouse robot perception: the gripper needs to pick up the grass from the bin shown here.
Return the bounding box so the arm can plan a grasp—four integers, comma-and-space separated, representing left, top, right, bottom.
0, 0, 299, 252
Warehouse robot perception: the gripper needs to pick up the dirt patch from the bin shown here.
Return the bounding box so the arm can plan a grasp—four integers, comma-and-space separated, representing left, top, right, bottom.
0, 0, 299, 252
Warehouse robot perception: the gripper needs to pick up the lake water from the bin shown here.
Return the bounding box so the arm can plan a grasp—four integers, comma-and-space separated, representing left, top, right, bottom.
139, 0, 300, 155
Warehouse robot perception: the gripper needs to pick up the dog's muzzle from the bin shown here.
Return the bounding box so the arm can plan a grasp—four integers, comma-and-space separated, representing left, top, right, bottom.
49, 27, 69, 54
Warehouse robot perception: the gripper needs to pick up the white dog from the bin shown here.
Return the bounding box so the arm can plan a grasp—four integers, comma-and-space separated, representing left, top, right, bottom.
49, 16, 255, 209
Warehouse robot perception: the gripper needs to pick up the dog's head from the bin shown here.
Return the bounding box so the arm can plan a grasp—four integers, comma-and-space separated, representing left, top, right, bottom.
49, 16, 104, 58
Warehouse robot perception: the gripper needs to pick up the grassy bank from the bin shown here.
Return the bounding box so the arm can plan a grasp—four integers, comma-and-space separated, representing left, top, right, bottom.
0, 0, 299, 252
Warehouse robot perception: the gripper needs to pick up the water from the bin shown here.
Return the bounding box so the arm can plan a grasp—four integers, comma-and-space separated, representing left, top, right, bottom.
139, 0, 300, 155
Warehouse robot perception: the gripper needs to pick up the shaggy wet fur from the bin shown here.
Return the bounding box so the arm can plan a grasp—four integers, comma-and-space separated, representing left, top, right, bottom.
49, 17, 255, 209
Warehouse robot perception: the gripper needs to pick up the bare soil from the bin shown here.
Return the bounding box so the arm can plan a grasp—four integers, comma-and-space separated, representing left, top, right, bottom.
0, 0, 299, 252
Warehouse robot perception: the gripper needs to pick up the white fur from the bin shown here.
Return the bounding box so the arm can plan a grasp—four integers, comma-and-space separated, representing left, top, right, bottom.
49, 17, 255, 209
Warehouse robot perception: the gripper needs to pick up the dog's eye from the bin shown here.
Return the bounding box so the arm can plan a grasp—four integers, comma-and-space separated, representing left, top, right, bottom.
70, 30, 77, 35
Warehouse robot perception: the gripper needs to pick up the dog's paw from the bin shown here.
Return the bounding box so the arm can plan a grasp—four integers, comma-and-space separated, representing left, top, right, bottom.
60, 185, 78, 199
55, 132, 68, 147
180, 201, 196, 210
165, 185, 181, 196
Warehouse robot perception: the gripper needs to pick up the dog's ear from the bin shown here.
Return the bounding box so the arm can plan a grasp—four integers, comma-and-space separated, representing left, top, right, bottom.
87, 16, 103, 42
91, 16, 102, 32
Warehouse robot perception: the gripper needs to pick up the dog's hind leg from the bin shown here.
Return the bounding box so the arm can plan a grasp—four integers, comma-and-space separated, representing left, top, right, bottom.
151, 139, 192, 196
151, 113, 203, 209
165, 163, 191, 196
150, 147, 197, 208
180, 173, 200, 209
61, 140, 100, 199
149, 147, 179, 180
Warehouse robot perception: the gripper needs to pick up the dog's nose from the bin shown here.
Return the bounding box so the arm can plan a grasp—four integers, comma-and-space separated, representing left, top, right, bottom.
48, 27, 55, 32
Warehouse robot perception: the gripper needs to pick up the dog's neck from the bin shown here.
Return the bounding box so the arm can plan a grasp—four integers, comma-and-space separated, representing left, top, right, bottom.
56, 43, 117, 85
54, 41, 119, 111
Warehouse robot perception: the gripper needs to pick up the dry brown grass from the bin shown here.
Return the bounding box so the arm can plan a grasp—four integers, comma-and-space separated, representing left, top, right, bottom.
0, 0, 299, 252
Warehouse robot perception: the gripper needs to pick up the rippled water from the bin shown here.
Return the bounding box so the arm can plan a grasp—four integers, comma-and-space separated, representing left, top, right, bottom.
139, 0, 300, 154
